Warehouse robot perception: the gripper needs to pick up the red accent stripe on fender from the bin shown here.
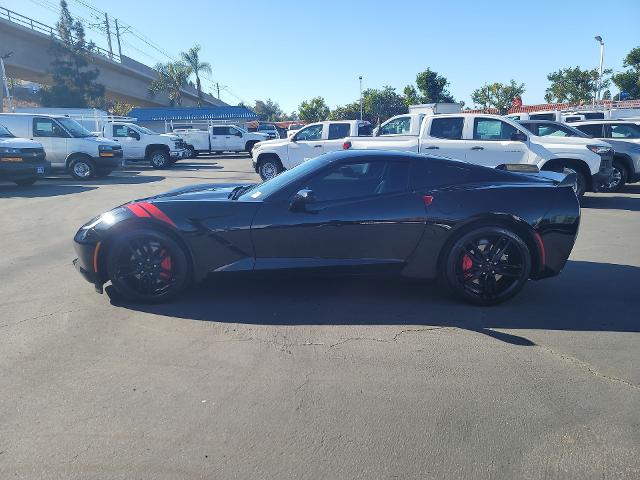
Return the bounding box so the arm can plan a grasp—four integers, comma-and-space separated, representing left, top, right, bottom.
127, 203, 151, 218
137, 202, 177, 228
534, 231, 546, 267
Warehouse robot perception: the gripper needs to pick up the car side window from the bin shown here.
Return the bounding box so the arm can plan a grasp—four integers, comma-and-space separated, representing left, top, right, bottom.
574, 124, 603, 138
295, 124, 323, 141
33, 118, 66, 138
609, 123, 640, 139
328, 123, 351, 140
113, 125, 128, 137
410, 160, 470, 189
211, 127, 226, 135
473, 118, 518, 141
430, 117, 464, 140
228, 127, 241, 136
379, 117, 411, 135
305, 160, 410, 202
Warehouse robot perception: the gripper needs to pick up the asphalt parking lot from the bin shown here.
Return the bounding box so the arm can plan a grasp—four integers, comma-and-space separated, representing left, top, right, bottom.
1, 154, 639, 479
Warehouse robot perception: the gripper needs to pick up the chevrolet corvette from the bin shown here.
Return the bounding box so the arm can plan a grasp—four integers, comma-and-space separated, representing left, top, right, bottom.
74, 150, 580, 305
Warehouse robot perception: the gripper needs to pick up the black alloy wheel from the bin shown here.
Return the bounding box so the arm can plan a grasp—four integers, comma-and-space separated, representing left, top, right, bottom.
444, 226, 532, 305
107, 229, 189, 303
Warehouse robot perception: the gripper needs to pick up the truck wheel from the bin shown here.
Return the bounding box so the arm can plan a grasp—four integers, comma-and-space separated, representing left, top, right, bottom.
600, 160, 628, 192
185, 145, 197, 159
149, 149, 171, 169
245, 141, 258, 153
258, 157, 283, 181
14, 177, 37, 186
70, 157, 96, 180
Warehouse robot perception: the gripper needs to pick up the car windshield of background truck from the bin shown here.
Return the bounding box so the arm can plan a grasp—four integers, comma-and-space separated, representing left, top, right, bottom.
0, 124, 14, 137
57, 118, 94, 138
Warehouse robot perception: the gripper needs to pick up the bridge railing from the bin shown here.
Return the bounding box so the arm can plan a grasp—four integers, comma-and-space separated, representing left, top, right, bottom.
0, 6, 120, 63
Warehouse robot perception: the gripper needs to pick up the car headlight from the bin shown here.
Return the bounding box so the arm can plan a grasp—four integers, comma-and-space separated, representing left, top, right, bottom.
0, 147, 22, 155
587, 145, 612, 155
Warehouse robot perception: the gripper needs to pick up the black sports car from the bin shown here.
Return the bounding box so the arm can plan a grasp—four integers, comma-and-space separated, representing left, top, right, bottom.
74, 150, 580, 305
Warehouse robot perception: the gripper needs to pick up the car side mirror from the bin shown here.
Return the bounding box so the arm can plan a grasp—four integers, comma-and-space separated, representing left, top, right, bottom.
511, 132, 528, 142
235, 131, 242, 137
129, 131, 140, 140
290, 188, 315, 212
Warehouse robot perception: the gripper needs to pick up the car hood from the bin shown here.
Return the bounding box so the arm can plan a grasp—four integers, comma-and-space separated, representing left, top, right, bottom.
160, 133, 181, 142
254, 138, 290, 148
85, 136, 120, 147
0, 137, 43, 149
142, 183, 258, 203
530, 135, 604, 146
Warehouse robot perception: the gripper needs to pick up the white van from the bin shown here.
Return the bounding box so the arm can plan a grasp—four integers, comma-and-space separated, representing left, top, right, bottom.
0, 113, 122, 180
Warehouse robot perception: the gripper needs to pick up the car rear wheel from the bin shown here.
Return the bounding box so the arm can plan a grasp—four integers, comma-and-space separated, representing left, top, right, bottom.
149, 150, 171, 169
185, 145, 196, 159
258, 157, 283, 181
106, 229, 189, 303
443, 226, 531, 305
70, 157, 96, 180
600, 160, 627, 192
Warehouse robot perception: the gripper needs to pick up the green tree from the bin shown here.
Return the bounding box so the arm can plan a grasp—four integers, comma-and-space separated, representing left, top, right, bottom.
181, 45, 211, 106
544, 66, 611, 104
253, 99, 284, 121
298, 96, 330, 123
148, 61, 192, 106
612, 46, 640, 99
471, 80, 526, 114
402, 85, 420, 107
363, 86, 407, 123
39, 0, 105, 108
415, 68, 455, 103
329, 102, 361, 120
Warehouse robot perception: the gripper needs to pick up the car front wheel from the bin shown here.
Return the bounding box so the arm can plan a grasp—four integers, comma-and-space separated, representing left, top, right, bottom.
443, 226, 532, 305
106, 229, 190, 303
70, 157, 96, 180
149, 150, 171, 169
600, 160, 628, 192
258, 157, 283, 181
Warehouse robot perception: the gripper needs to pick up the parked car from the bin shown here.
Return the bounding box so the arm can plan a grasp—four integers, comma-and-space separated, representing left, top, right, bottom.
570, 120, 640, 191
251, 120, 373, 180
101, 122, 188, 168
0, 122, 48, 186
257, 124, 280, 139
344, 114, 613, 197
174, 125, 269, 157
287, 123, 305, 137
0, 113, 122, 180
73, 150, 580, 306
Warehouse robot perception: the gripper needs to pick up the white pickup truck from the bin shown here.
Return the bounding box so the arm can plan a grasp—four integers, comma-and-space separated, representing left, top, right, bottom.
174, 125, 269, 158
251, 120, 372, 180
344, 113, 614, 197
100, 122, 189, 169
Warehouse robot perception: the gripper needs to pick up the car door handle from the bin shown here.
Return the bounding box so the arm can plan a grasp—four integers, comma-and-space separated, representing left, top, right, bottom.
471, 146, 484, 150
423, 146, 439, 150
225, 136, 231, 139
314, 145, 322, 148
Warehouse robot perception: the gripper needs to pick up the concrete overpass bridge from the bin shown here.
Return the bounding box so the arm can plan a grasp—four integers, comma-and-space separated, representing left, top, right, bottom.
0, 6, 225, 110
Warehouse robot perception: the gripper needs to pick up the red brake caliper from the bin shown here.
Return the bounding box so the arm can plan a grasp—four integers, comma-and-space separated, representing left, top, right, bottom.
159, 249, 172, 279
462, 254, 473, 277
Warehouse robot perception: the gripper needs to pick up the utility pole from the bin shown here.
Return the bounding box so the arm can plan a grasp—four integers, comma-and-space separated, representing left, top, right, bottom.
105, 13, 113, 60
114, 18, 123, 60
216, 82, 220, 99
359, 75, 363, 120
0, 52, 15, 113
594, 36, 604, 103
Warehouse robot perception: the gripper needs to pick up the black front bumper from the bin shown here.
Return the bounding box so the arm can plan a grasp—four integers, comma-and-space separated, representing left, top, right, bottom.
0, 159, 48, 180
73, 236, 103, 293
592, 153, 614, 192
94, 151, 123, 170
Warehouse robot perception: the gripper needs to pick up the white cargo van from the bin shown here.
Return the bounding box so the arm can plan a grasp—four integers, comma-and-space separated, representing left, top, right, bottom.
0, 113, 122, 179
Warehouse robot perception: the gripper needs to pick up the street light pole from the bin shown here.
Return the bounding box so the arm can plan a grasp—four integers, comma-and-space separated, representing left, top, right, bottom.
0, 51, 15, 113
595, 36, 604, 102
359, 75, 363, 120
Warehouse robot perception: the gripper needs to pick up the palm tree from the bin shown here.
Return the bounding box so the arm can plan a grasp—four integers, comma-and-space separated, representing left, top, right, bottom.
148, 61, 191, 106
181, 45, 212, 106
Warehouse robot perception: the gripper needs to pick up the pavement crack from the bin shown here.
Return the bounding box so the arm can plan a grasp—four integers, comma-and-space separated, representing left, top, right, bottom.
537, 345, 640, 391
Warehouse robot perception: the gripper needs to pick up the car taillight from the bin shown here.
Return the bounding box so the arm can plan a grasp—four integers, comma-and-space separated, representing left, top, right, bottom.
343, 141, 352, 150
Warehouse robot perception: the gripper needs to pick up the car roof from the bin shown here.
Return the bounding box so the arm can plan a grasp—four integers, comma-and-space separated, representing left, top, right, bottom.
321, 149, 469, 166
518, 119, 564, 125
571, 119, 635, 125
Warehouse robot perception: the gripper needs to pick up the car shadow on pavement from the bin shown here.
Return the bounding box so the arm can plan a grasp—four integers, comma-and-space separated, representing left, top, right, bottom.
0, 184, 98, 198
121, 163, 224, 172
108, 260, 640, 346
581, 195, 640, 212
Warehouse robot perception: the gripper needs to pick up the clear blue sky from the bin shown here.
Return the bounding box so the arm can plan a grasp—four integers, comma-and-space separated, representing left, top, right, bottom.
4, 0, 640, 111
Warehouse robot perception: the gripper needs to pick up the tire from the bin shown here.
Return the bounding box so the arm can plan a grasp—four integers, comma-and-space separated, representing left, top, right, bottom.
245, 141, 258, 153
573, 169, 587, 198
600, 160, 628, 192
185, 145, 197, 159
106, 228, 190, 303
257, 156, 283, 181
14, 177, 37, 186
70, 157, 96, 180
442, 226, 532, 306
149, 149, 171, 169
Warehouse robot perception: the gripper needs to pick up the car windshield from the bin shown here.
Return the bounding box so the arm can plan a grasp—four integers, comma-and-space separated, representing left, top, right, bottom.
0, 124, 14, 137
57, 118, 94, 138
135, 125, 158, 135
238, 157, 326, 200
523, 122, 586, 137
